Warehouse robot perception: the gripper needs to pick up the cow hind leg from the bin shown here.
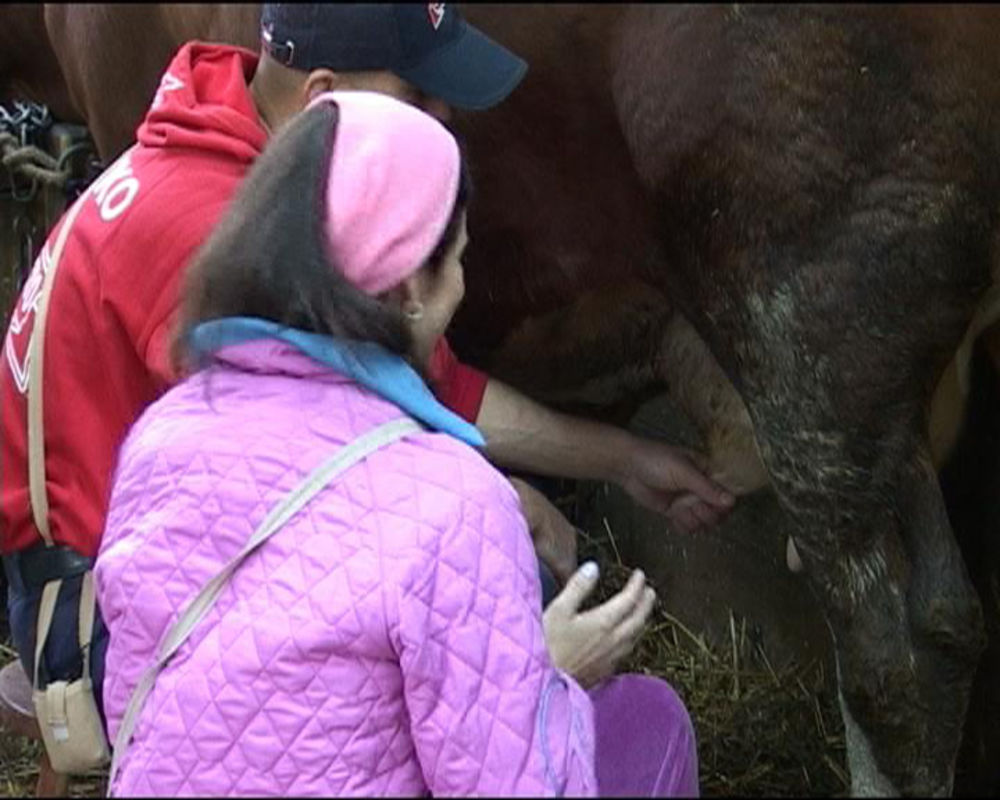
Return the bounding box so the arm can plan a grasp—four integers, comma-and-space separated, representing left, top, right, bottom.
718, 261, 989, 794
666, 184, 994, 792
744, 366, 984, 796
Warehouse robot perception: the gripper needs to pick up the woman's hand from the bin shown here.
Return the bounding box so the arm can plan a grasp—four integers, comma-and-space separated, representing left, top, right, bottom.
509, 477, 578, 585
543, 561, 656, 688
619, 436, 735, 533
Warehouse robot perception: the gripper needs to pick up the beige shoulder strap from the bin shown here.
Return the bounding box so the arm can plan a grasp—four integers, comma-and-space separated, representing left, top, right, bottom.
32, 571, 98, 690
23, 190, 97, 695
27, 189, 92, 546
108, 416, 421, 788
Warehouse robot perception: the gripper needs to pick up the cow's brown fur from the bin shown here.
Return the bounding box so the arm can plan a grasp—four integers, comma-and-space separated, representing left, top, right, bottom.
42, 4, 260, 157
5, 3, 1000, 795
603, 7, 998, 794
0, 4, 76, 119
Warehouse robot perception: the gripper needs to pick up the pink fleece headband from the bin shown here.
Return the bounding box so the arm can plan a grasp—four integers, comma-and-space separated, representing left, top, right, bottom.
306, 90, 462, 296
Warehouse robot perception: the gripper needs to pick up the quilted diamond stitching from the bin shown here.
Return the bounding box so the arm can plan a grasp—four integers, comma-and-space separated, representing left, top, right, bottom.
99, 363, 594, 796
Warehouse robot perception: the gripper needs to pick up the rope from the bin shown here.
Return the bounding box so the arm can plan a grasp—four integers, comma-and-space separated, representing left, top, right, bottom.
0, 131, 69, 189
0, 101, 96, 293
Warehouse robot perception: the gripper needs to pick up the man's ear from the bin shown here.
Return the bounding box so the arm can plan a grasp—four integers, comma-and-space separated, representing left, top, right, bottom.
303, 68, 341, 102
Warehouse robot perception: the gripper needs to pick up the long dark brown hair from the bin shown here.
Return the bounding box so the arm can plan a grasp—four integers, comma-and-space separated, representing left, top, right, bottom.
172, 100, 469, 374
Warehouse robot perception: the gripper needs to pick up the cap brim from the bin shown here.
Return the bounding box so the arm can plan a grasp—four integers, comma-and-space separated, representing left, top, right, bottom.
395, 22, 528, 111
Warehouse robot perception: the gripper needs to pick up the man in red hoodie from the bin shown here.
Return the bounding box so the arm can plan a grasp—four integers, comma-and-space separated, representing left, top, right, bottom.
1, 3, 734, 727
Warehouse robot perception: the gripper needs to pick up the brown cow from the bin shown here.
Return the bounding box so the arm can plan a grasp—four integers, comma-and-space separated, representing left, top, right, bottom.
0, 4, 76, 121
461, 9, 1000, 795
7, 3, 1000, 796
42, 4, 259, 156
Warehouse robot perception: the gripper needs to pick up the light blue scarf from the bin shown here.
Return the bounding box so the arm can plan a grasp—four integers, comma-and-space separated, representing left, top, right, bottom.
188, 317, 486, 448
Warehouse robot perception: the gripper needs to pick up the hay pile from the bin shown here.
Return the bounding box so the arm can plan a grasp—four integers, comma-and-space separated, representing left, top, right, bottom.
573, 504, 849, 797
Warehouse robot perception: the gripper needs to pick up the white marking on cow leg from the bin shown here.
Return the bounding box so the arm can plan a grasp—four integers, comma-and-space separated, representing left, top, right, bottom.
838, 689, 900, 798
807, 543, 893, 615
840, 549, 891, 611
832, 649, 900, 798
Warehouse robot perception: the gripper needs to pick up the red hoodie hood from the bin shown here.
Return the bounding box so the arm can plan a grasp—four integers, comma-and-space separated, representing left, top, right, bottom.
137, 42, 268, 164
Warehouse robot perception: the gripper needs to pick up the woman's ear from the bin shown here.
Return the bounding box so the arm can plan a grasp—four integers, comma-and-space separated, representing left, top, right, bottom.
380, 273, 426, 319
397, 273, 426, 321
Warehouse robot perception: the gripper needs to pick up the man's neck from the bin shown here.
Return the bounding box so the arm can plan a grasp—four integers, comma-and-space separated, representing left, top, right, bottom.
248, 53, 311, 135
248, 75, 277, 135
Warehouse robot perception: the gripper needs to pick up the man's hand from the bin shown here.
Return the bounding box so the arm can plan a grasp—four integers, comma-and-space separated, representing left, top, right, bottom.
619, 436, 735, 533
543, 561, 655, 688
476, 377, 736, 534
509, 477, 578, 585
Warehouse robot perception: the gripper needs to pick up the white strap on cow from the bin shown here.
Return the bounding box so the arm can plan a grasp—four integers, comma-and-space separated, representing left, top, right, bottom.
107, 415, 422, 789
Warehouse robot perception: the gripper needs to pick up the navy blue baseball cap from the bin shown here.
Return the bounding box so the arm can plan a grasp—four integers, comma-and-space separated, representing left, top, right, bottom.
260, 3, 528, 110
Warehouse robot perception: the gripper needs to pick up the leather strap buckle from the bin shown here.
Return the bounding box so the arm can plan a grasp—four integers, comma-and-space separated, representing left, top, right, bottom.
13, 546, 92, 587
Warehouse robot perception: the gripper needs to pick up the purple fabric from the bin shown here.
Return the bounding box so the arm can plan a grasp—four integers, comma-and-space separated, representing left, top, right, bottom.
96, 339, 598, 796
592, 674, 700, 797
96, 337, 695, 796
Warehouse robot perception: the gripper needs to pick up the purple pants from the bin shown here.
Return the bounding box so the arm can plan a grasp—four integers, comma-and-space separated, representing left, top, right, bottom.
591, 674, 700, 797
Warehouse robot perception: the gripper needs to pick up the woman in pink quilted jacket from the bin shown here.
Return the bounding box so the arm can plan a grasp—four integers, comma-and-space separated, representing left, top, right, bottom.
95, 90, 699, 797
